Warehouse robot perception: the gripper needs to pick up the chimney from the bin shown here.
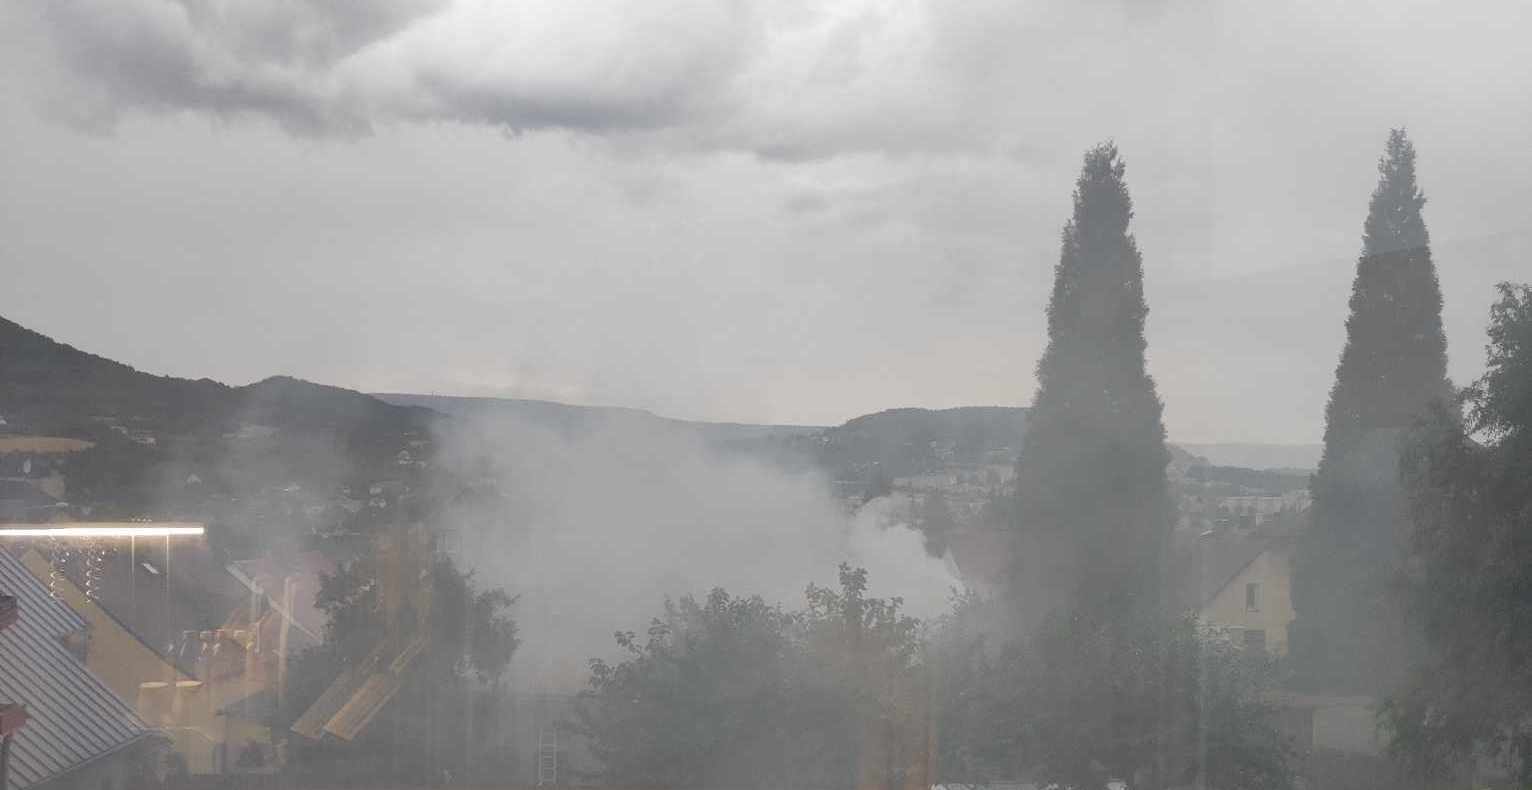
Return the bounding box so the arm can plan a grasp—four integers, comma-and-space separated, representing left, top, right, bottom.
174, 680, 206, 725
137, 681, 174, 725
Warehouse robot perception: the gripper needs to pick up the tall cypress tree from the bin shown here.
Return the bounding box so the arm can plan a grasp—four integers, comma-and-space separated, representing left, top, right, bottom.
1290, 129, 1452, 694
1010, 142, 1173, 631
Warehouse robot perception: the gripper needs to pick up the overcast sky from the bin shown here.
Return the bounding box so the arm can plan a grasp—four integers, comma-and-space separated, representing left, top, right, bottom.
2, 0, 1528, 443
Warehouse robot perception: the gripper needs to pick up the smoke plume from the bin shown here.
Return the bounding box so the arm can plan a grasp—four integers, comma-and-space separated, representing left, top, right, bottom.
429, 412, 960, 691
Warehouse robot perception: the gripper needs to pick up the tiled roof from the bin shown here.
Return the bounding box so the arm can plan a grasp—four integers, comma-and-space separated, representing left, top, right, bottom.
0, 551, 151, 789
0, 555, 84, 641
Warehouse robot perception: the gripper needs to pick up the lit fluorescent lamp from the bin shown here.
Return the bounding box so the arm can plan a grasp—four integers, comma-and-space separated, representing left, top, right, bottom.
0, 523, 206, 538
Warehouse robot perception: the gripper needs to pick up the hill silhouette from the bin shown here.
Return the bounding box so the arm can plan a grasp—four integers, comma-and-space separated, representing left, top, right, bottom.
809, 406, 1026, 483
372, 392, 821, 445
0, 316, 432, 440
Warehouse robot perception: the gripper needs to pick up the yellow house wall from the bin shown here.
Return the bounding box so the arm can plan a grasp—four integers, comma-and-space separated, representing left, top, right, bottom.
19, 548, 190, 697
1199, 547, 1295, 655
18, 549, 274, 774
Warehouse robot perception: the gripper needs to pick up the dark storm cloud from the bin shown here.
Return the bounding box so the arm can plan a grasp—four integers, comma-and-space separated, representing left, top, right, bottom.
23, 0, 757, 138
26, 0, 446, 134
16, 0, 1033, 158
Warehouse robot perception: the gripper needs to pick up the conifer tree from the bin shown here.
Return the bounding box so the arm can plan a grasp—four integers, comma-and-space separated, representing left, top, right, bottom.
1011, 142, 1173, 630
1290, 129, 1452, 694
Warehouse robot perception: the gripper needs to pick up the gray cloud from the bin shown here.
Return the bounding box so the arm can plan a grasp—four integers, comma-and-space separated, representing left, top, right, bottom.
23, 0, 755, 137
17, 0, 1106, 159
430, 412, 959, 689
782, 191, 830, 215
2, 0, 1529, 444
21, 0, 1532, 165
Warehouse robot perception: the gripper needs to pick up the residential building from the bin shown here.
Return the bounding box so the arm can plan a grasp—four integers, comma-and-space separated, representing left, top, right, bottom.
0, 550, 155, 790
10, 537, 298, 777
1190, 514, 1300, 656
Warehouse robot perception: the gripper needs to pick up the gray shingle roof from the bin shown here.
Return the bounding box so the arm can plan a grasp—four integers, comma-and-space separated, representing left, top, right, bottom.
0, 555, 84, 642
58, 542, 246, 677
0, 550, 151, 789
1184, 510, 1305, 610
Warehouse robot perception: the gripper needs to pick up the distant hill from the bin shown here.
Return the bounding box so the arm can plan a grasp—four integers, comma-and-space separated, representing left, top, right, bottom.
374, 392, 655, 429
1184, 464, 1310, 495
788, 406, 1027, 488
1177, 443, 1322, 471
0, 316, 433, 440
4, 311, 1309, 528
371, 392, 824, 445
0, 315, 230, 433
373, 395, 1029, 489
0, 315, 445, 532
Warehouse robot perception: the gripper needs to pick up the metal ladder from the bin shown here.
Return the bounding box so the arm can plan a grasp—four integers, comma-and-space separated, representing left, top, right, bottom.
536, 727, 557, 786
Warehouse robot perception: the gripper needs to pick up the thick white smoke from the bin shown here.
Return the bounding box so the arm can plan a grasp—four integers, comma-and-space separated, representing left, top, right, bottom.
430, 412, 960, 691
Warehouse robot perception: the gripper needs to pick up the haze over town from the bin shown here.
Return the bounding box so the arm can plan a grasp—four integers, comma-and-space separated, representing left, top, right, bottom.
2, 2, 1531, 790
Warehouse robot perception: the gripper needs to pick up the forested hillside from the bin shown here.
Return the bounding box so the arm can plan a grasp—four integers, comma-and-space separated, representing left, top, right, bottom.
0, 317, 434, 441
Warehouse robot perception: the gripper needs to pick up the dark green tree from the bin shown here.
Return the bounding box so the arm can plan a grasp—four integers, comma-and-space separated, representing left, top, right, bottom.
932, 596, 1295, 790
1011, 141, 1173, 630
1382, 283, 1532, 784
283, 550, 520, 785
797, 564, 928, 790
575, 566, 927, 790
980, 143, 1204, 788
574, 589, 802, 789
1290, 129, 1452, 694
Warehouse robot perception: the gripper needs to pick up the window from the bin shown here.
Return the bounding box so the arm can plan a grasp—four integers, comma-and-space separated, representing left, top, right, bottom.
1246, 582, 1260, 612
1244, 629, 1267, 653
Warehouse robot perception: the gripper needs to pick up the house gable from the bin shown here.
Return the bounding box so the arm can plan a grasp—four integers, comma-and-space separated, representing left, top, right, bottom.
1199, 545, 1295, 656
